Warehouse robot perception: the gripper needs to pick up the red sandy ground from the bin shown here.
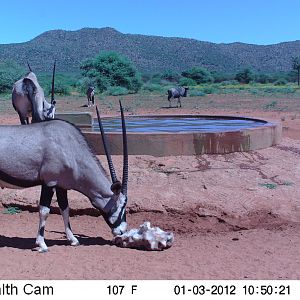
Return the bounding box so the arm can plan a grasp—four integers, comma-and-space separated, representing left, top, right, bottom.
0, 94, 300, 279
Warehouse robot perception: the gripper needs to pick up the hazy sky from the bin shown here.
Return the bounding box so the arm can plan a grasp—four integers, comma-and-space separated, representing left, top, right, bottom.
1, 0, 299, 45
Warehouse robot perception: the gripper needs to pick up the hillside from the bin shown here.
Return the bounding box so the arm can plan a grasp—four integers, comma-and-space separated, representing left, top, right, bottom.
0, 27, 300, 74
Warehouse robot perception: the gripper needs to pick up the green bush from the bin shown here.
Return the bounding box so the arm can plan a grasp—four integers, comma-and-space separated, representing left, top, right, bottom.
235, 68, 255, 84
39, 73, 78, 96
220, 80, 240, 85
80, 51, 142, 93
200, 86, 217, 94
181, 67, 214, 84
142, 83, 164, 92
104, 86, 129, 96
179, 77, 197, 86
161, 70, 180, 83
274, 78, 288, 85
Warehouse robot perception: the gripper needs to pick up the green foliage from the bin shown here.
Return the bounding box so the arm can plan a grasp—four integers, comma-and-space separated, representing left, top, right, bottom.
255, 73, 272, 84
219, 80, 239, 85
188, 89, 206, 97
2, 206, 22, 215
235, 68, 255, 84
181, 67, 214, 84
104, 86, 129, 96
274, 78, 288, 85
0, 61, 25, 93
80, 51, 142, 93
38, 73, 78, 96
292, 56, 300, 71
142, 83, 164, 92
211, 71, 235, 83
292, 56, 300, 85
179, 77, 197, 86
147, 73, 163, 84
160, 70, 180, 83
259, 183, 277, 189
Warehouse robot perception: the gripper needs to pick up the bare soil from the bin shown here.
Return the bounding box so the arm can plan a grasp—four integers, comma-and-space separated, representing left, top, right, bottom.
0, 93, 300, 279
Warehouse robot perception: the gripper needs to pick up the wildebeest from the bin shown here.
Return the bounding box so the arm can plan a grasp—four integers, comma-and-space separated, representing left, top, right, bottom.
167, 86, 189, 108
12, 62, 56, 124
0, 102, 128, 252
86, 86, 95, 107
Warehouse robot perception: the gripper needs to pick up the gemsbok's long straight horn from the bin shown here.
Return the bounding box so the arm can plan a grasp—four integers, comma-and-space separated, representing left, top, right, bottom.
51, 60, 56, 105
96, 105, 118, 184
27, 61, 32, 72
119, 100, 128, 196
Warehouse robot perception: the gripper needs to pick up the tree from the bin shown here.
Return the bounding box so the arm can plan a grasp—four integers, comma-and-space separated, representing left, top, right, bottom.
80, 51, 142, 92
292, 57, 300, 86
181, 67, 214, 84
235, 68, 254, 84
161, 70, 180, 83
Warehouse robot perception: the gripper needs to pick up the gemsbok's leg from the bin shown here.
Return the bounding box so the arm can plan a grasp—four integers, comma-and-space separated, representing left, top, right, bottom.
56, 187, 79, 246
35, 185, 54, 252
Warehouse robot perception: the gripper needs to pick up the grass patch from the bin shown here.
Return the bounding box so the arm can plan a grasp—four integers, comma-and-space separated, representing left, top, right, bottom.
259, 183, 277, 189
2, 206, 22, 214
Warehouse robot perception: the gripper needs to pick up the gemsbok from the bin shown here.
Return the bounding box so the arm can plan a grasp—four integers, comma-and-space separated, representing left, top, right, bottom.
167, 86, 189, 108
0, 101, 128, 252
86, 86, 95, 107
12, 62, 57, 124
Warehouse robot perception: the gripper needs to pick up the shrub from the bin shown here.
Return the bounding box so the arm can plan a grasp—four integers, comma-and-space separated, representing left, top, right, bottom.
274, 78, 288, 85
181, 67, 214, 84
161, 70, 180, 83
104, 86, 129, 96
179, 77, 197, 86
142, 83, 164, 92
80, 51, 142, 93
235, 68, 255, 84
200, 86, 217, 94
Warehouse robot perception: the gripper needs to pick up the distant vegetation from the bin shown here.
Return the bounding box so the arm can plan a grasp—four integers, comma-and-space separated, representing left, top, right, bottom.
80, 51, 142, 94
0, 50, 300, 99
0, 61, 25, 93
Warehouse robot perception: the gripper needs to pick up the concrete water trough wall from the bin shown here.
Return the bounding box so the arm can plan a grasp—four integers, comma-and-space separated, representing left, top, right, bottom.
80, 115, 282, 156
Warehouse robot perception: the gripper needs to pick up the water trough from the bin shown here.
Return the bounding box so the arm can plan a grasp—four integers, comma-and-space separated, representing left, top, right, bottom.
55, 113, 281, 156
75, 114, 281, 156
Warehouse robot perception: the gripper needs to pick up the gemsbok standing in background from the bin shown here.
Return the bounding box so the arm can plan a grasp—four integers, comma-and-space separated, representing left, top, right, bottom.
86, 86, 95, 107
167, 86, 189, 108
12, 61, 57, 124
0, 101, 128, 252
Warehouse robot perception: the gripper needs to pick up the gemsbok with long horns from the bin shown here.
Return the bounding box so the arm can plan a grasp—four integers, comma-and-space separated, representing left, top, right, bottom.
12, 62, 57, 124
0, 101, 128, 252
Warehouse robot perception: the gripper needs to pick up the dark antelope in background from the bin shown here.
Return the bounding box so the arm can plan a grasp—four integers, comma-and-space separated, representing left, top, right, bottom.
12, 62, 56, 124
0, 101, 128, 252
167, 86, 189, 108
86, 86, 95, 107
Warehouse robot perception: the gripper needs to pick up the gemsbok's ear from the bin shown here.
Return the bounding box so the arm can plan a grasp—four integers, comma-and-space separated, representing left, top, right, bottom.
111, 181, 122, 195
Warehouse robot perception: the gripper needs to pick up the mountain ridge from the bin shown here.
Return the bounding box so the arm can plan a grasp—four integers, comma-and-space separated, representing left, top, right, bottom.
0, 27, 299, 74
